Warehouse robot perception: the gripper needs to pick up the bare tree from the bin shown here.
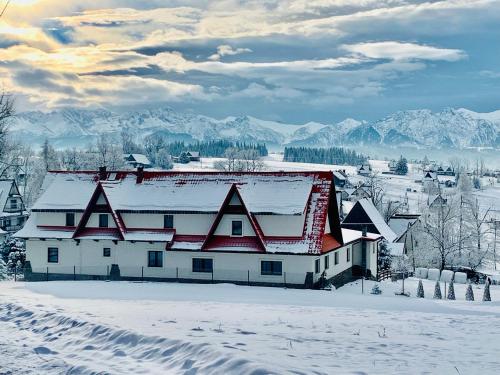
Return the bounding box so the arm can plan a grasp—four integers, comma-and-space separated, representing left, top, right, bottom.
366, 172, 385, 210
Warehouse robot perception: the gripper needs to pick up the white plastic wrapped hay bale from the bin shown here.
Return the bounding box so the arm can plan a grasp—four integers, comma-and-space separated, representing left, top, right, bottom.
454, 272, 467, 284
440, 270, 454, 282
428, 268, 441, 281
415, 268, 428, 279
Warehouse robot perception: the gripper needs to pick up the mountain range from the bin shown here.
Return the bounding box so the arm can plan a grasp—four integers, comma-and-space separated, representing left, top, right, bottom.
9, 107, 500, 150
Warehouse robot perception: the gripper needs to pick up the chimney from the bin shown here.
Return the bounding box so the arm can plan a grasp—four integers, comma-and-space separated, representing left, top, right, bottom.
136, 166, 144, 184
99, 166, 107, 181
362, 226, 367, 237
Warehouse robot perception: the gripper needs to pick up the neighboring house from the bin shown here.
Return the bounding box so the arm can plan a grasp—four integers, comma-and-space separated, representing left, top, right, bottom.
388, 213, 421, 255
333, 170, 348, 188
186, 151, 200, 162
388, 160, 397, 173
341, 198, 397, 243
124, 154, 152, 168
357, 164, 372, 176
436, 166, 455, 176
16, 169, 382, 288
428, 194, 448, 210
422, 170, 439, 193
348, 184, 371, 202
0, 179, 28, 233
437, 174, 456, 188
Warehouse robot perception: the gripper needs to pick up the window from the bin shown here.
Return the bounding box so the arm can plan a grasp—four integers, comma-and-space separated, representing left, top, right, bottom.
66, 212, 75, 227
231, 220, 243, 236
103, 248, 111, 257
324, 255, 329, 270
47, 247, 59, 263
164, 215, 174, 229
148, 251, 163, 267
315, 259, 320, 274
334, 252, 339, 265
346, 247, 351, 262
99, 214, 108, 228
192, 258, 213, 273
17, 217, 23, 226
261, 261, 282, 276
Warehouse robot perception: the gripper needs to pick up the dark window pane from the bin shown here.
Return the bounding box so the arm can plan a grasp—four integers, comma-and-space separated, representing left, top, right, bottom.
148, 251, 163, 267
66, 213, 75, 227
193, 258, 213, 273
335, 252, 339, 265
261, 260, 282, 275
232, 220, 243, 236
325, 255, 329, 269
99, 214, 108, 228
315, 259, 320, 273
103, 248, 111, 257
47, 247, 59, 263
164, 215, 174, 229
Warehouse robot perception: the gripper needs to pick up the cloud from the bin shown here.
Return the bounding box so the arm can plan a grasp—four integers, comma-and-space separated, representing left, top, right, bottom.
341, 41, 467, 61
208, 45, 252, 61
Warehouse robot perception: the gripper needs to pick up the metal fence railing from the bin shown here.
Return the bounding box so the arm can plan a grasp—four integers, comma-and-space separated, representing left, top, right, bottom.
26, 265, 309, 288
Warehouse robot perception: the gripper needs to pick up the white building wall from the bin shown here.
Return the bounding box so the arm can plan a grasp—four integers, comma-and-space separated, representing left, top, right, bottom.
26, 239, 315, 285
87, 213, 117, 228
214, 214, 256, 236
120, 213, 215, 235
35, 212, 83, 226
255, 214, 304, 237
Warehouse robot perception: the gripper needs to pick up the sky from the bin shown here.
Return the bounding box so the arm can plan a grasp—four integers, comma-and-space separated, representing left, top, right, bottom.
1, 0, 500, 123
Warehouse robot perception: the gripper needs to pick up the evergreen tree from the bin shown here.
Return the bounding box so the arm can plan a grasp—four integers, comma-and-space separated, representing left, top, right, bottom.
466, 283, 475, 301
433, 281, 442, 299
377, 241, 392, 271
483, 282, 491, 302
0, 258, 8, 280
178, 151, 190, 164
447, 280, 456, 300
395, 155, 408, 175
417, 279, 425, 298
370, 284, 382, 295
283, 146, 367, 166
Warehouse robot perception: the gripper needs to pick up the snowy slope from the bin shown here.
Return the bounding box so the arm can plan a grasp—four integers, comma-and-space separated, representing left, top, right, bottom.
1, 280, 500, 374
9, 107, 500, 149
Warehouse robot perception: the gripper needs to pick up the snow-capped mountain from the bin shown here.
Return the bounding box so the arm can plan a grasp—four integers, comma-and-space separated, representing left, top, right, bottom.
9, 107, 500, 149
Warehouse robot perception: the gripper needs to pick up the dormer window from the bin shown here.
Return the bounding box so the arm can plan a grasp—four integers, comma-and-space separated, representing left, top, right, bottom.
66, 212, 75, 227
164, 215, 174, 229
9, 199, 17, 210
231, 220, 243, 236
99, 214, 109, 228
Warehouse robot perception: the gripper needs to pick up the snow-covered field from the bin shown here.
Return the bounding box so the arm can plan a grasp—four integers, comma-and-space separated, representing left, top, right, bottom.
1, 279, 500, 374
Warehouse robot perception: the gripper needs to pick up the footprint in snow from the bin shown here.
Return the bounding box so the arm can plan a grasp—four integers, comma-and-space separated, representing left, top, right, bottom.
236, 329, 256, 335
34, 346, 57, 355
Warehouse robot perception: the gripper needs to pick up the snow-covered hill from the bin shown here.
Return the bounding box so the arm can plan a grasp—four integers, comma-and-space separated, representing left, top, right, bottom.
9, 107, 500, 149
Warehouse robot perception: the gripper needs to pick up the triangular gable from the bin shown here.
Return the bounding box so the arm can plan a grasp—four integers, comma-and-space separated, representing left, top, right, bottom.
73, 183, 125, 240
201, 184, 266, 252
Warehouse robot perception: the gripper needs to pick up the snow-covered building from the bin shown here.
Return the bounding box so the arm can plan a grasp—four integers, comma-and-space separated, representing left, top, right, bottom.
357, 164, 372, 176
0, 179, 28, 233
15, 170, 382, 288
124, 154, 152, 169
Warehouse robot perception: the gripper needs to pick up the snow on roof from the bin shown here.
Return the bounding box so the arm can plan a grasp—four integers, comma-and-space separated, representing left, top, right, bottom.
126, 154, 151, 165
388, 216, 419, 239
14, 213, 74, 239
123, 230, 174, 242
341, 228, 381, 244
102, 173, 314, 215
25, 171, 337, 255
356, 199, 397, 242
31, 173, 97, 211
0, 179, 15, 211
387, 242, 405, 256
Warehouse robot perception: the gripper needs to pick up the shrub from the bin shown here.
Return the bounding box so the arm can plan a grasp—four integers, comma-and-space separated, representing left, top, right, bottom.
447, 280, 456, 300
466, 283, 474, 301
433, 281, 442, 299
417, 279, 425, 298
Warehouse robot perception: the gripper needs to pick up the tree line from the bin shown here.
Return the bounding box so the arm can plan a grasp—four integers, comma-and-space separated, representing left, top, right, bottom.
283, 146, 367, 166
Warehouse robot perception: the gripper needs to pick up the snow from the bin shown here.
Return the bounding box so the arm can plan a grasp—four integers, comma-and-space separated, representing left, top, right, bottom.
386, 242, 404, 256
357, 199, 397, 242
415, 267, 428, 279
14, 213, 74, 239
455, 272, 468, 284
103, 173, 315, 215
440, 270, 454, 283
123, 230, 174, 242
1, 279, 500, 374
31, 173, 97, 211
428, 268, 441, 281
341, 228, 381, 244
